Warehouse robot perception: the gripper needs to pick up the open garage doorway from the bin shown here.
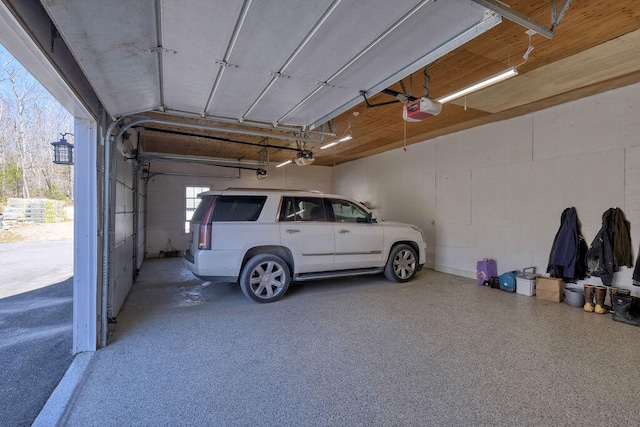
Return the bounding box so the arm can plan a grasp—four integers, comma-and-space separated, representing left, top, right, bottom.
0, 43, 75, 426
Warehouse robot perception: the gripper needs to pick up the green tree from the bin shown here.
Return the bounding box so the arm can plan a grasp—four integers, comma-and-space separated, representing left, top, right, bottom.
0, 162, 22, 197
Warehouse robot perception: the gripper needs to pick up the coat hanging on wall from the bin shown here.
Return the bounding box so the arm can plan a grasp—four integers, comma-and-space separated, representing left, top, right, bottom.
547, 207, 588, 282
633, 252, 640, 286
586, 207, 632, 286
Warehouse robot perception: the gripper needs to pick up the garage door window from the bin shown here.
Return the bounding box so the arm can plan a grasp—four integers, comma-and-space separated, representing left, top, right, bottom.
185, 186, 210, 233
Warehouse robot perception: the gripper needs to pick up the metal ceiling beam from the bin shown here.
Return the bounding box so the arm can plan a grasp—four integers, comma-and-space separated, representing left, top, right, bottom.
142, 152, 260, 166
119, 115, 321, 143
141, 154, 262, 171
155, 108, 336, 137
153, 0, 165, 111
471, 0, 555, 39
140, 127, 304, 152
552, 0, 573, 29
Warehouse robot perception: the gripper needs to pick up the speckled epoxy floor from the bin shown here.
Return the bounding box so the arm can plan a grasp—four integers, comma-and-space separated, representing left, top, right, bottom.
63, 258, 640, 426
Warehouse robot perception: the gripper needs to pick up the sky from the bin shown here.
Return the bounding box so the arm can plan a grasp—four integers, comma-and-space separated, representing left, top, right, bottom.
0, 43, 73, 140
0, 43, 72, 114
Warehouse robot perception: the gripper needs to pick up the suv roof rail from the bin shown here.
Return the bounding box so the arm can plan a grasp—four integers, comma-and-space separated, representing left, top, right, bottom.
224, 188, 323, 193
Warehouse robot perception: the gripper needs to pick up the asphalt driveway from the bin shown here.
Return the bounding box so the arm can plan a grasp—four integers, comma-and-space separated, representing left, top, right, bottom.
0, 240, 73, 426
0, 240, 73, 298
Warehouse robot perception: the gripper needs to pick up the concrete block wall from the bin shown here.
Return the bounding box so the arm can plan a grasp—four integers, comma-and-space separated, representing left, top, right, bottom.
333, 82, 640, 295
145, 162, 332, 257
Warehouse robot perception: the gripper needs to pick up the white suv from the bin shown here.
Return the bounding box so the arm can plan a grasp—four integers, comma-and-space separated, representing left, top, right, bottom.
184, 188, 427, 303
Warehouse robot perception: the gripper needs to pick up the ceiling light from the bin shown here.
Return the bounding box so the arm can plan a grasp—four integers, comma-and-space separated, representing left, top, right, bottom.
436, 67, 518, 104
276, 160, 292, 168
320, 135, 352, 150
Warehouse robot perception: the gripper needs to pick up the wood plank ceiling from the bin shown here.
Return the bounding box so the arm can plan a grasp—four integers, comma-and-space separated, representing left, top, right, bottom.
331, 0, 640, 166
44, 0, 640, 168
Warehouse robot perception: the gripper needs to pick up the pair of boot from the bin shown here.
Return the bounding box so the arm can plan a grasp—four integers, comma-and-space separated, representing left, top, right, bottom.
584, 285, 608, 314
611, 293, 640, 327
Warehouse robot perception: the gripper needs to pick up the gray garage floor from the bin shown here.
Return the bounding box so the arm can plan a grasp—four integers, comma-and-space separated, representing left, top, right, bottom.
58, 258, 640, 426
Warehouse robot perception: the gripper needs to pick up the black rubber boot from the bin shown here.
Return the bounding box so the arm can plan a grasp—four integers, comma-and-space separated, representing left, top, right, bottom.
611, 288, 631, 314
612, 295, 640, 327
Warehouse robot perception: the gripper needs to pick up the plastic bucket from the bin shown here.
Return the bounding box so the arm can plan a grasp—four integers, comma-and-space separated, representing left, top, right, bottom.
564, 286, 584, 307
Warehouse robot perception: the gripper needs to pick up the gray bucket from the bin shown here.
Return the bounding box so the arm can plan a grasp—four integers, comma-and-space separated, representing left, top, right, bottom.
564, 286, 584, 307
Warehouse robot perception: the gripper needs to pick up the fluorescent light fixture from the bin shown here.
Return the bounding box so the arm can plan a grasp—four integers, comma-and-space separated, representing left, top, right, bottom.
436, 67, 518, 104
276, 159, 292, 168
320, 135, 352, 150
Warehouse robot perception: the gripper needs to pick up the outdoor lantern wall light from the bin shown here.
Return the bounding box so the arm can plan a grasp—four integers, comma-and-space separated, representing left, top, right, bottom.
52, 132, 74, 165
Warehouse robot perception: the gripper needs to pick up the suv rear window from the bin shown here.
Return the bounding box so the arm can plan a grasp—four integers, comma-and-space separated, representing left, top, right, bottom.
191, 195, 217, 223
212, 196, 267, 221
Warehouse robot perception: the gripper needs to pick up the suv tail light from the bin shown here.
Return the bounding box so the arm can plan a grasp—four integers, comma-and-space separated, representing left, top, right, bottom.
198, 197, 217, 250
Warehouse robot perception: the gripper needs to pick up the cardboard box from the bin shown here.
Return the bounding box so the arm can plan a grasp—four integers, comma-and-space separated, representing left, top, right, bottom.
536, 277, 564, 302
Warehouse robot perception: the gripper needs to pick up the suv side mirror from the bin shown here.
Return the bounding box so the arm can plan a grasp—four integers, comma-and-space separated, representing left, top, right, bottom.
366, 212, 377, 224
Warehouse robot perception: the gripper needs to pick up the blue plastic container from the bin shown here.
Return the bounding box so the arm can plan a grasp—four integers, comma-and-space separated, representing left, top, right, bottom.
499, 271, 520, 293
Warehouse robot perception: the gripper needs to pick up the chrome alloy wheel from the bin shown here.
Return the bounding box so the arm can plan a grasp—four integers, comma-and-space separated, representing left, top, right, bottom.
241, 254, 290, 303
393, 248, 416, 280
384, 244, 418, 283
249, 261, 286, 299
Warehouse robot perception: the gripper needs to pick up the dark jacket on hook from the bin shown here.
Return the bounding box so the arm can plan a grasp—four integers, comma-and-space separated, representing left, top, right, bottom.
547, 207, 588, 282
633, 254, 640, 286
586, 207, 632, 286
633, 250, 640, 286
612, 208, 633, 267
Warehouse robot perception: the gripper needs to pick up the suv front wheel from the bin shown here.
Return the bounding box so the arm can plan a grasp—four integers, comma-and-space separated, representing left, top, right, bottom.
240, 254, 291, 303
384, 244, 418, 282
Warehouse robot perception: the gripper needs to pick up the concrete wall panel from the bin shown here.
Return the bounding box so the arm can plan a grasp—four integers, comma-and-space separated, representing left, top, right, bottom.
533, 86, 640, 160
436, 133, 473, 173
334, 81, 640, 295
437, 171, 471, 226
473, 115, 533, 167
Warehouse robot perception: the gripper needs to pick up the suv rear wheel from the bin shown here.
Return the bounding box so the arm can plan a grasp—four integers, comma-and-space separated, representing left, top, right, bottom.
384, 244, 418, 282
240, 254, 291, 303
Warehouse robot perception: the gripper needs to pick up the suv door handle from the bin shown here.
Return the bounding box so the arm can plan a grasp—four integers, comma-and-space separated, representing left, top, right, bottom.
337, 229, 350, 234
286, 229, 300, 234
